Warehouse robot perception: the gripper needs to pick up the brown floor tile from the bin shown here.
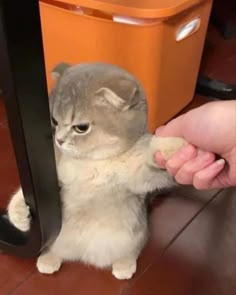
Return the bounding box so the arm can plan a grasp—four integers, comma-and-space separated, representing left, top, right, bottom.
0, 98, 20, 209
0, 255, 35, 295
8, 186, 219, 295
126, 188, 236, 295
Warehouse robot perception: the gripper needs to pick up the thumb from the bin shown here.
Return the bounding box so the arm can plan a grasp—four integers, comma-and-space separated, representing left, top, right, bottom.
155, 114, 186, 138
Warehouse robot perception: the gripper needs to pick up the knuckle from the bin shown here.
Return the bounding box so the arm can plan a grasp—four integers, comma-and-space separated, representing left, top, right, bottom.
175, 170, 192, 185
166, 160, 178, 174
193, 174, 209, 190
184, 165, 194, 175
175, 175, 189, 185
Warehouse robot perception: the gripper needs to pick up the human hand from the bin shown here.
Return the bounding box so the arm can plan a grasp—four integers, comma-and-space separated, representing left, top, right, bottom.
155, 100, 236, 189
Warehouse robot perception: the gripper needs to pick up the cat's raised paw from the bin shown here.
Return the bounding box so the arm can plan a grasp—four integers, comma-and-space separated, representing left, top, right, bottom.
112, 259, 137, 280
8, 189, 31, 232
148, 136, 187, 168
37, 252, 62, 274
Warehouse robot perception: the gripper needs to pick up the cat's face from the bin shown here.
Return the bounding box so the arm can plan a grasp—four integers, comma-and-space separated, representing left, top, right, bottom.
50, 63, 148, 160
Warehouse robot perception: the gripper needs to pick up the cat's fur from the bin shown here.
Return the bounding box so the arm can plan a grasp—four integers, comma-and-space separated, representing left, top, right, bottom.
7, 63, 186, 279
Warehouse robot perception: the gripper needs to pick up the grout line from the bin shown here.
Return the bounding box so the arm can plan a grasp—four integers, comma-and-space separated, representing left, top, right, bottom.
158, 189, 224, 253
122, 189, 224, 295
7, 269, 36, 295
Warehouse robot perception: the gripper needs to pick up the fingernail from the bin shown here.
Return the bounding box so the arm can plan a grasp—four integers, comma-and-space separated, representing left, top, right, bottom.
216, 159, 225, 166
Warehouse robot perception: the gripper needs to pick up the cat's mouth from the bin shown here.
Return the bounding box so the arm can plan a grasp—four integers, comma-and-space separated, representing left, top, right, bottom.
55, 139, 79, 158
55, 138, 63, 149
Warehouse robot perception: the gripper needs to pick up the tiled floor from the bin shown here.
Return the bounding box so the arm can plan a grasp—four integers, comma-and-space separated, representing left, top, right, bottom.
0, 21, 236, 295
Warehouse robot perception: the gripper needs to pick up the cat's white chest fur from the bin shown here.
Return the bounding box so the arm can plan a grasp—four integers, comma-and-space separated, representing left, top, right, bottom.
52, 147, 149, 268
58, 155, 118, 190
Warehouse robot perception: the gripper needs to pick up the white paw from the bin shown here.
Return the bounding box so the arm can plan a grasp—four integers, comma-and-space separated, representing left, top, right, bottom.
148, 136, 187, 167
112, 260, 137, 280
37, 253, 62, 274
8, 189, 31, 232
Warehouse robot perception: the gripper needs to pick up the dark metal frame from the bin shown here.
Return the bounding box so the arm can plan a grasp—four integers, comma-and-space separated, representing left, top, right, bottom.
196, 75, 236, 100
0, 1, 61, 257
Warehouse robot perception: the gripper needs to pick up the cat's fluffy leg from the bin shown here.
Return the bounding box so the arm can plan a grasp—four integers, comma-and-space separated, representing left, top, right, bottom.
112, 257, 137, 280
37, 250, 62, 274
126, 136, 188, 194
7, 188, 31, 232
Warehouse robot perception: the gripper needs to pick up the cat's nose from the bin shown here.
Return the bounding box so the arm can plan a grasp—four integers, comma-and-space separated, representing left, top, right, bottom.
57, 139, 64, 146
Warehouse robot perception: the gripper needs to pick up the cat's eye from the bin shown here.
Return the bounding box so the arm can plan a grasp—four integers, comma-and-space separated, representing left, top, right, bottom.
73, 123, 90, 134
51, 116, 58, 127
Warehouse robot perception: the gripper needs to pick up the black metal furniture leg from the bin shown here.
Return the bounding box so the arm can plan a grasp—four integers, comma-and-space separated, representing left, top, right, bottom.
0, 1, 61, 257
196, 75, 236, 100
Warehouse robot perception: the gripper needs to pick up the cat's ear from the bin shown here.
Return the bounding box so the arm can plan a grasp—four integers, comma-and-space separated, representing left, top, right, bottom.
95, 79, 139, 111
51, 62, 71, 80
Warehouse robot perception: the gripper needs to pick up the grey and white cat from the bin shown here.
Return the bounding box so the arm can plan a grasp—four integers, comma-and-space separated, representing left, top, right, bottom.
7, 63, 186, 280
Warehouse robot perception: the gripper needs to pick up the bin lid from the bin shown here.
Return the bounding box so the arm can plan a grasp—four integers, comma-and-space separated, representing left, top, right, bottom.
57, 0, 205, 18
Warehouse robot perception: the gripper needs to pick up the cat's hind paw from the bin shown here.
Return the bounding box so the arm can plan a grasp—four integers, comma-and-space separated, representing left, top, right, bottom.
7, 188, 31, 232
112, 259, 137, 280
37, 252, 62, 274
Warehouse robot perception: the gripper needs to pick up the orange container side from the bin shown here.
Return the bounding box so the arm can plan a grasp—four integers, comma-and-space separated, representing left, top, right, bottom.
39, 0, 213, 132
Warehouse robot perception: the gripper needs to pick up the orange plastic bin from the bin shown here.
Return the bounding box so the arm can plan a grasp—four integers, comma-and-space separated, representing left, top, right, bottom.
39, 0, 213, 132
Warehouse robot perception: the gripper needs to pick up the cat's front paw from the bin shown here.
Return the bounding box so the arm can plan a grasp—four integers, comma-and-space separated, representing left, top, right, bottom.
7, 188, 31, 232
112, 259, 137, 280
148, 136, 187, 167
37, 252, 62, 274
